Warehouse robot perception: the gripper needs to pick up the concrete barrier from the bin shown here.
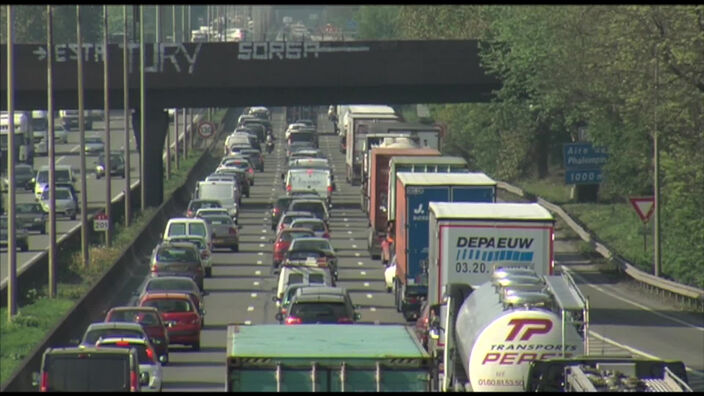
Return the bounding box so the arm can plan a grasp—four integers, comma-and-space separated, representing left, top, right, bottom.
0, 108, 235, 392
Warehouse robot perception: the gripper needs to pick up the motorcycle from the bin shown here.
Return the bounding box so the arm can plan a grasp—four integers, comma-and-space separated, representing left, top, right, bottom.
266, 138, 274, 154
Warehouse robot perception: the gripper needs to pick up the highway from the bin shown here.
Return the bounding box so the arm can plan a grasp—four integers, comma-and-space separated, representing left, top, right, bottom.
12, 106, 702, 391
0, 111, 192, 288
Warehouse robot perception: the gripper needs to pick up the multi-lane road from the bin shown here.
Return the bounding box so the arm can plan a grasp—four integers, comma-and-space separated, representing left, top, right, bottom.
7, 106, 702, 391
0, 110, 199, 288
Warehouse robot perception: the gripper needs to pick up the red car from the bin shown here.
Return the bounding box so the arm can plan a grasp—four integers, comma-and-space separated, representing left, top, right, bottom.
139, 292, 203, 351
272, 228, 315, 269
104, 306, 170, 364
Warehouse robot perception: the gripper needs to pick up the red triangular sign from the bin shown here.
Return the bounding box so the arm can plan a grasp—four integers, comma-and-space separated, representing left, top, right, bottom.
629, 197, 655, 223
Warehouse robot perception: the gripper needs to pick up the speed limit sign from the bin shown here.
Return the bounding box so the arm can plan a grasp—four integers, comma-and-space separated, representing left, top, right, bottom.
94, 212, 109, 232
198, 121, 216, 138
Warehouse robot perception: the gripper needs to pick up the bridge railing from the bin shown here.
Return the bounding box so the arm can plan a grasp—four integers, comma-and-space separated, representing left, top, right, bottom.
497, 181, 704, 313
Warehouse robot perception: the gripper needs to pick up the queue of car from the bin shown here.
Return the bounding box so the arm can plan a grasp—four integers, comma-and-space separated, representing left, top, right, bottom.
31, 106, 364, 392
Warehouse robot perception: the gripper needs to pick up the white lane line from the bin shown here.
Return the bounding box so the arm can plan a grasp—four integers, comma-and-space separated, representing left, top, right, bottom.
355, 253, 360, 257
259, 243, 265, 247
251, 293, 258, 298
563, 266, 704, 332
364, 282, 370, 287
347, 231, 352, 234
344, 218, 348, 222
358, 261, 364, 266
258, 252, 263, 256
253, 281, 260, 286
244, 320, 252, 325
370, 307, 377, 312
352, 244, 357, 248
256, 260, 262, 265
262, 229, 267, 233
360, 271, 366, 276
366, 294, 373, 299
255, 270, 261, 275
247, 306, 254, 312
260, 236, 266, 240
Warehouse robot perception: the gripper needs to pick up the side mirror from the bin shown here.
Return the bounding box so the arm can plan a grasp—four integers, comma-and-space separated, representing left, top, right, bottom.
31, 372, 40, 387
275, 312, 283, 321
139, 371, 150, 386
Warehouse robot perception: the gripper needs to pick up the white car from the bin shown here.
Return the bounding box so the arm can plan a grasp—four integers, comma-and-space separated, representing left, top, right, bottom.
285, 123, 307, 140
162, 218, 212, 277
385, 261, 396, 293
40, 187, 78, 220
95, 337, 163, 392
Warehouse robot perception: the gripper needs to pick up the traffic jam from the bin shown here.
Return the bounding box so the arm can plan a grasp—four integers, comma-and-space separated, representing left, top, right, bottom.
31, 105, 694, 392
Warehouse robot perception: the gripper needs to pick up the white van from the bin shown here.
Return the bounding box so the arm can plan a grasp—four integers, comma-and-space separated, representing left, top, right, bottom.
161, 218, 212, 277
33, 165, 75, 200
275, 266, 333, 300
196, 180, 238, 218
284, 169, 332, 205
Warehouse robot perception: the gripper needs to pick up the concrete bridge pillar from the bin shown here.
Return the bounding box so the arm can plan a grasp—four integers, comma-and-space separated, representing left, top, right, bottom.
131, 106, 169, 208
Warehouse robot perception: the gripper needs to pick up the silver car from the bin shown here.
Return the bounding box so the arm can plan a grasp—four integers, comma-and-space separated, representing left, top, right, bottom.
15, 202, 47, 234
40, 187, 78, 220
84, 135, 104, 154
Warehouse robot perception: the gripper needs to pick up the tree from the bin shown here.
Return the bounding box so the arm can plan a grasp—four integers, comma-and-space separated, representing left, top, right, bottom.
354, 6, 401, 40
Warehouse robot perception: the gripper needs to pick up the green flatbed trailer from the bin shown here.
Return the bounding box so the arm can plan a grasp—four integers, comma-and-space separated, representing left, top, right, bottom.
225, 324, 431, 392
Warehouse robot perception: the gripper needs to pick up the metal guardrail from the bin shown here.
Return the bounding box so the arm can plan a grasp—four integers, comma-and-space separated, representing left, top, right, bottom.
496, 181, 704, 312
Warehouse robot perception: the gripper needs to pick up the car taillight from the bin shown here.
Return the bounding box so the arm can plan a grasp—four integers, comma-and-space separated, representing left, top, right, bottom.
317, 257, 328, 267
248, 168, 254, 174
40, 372, 48, 392
337, 317, 353, 324
286, 184, 292, 192
115, 341, 130, 346
274, 242, 283, 251
151, 264, 158, 273
229, 227, 237, 235
273, 207, 280, 216
280, 308, 287, 315
130, 371, 138, 392
285, 316, 302, 325
327, 185, 333, 193
145, 346, 155, 362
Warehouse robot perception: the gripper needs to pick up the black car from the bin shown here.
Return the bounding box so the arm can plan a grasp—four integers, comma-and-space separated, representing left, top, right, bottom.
15, 202, 47, 234
95, 151, 126, 179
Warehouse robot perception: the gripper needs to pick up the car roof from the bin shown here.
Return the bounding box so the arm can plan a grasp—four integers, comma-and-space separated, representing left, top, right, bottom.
141, 292, 193, 300
146, 275, 198, 283
278, 227, 315, 236
158, 241, 200, 249
283, 211, 314, 217
291, 199, 326, 205
95, 337, 149, 346
108, 306, 160, 313
86, 322, 145, 331
291, 293, 346, 304
291, 218, 324, 224
296, 286, 347, 296
291, 237, 330, 244
167, 217, 206, 224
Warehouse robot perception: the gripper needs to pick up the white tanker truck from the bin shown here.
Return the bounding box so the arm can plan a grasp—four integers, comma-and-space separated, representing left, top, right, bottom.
425, 202, 590, 392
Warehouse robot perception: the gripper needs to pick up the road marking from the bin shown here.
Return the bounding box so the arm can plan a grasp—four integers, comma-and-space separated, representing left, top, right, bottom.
253, 281, 260, 286
259, 243, 265, 247
255, 270, 261, 275
260, 236, 266, 240
352, 244, 357, 248
366, 294, 373, 299
258, 252, 263, 256
247, 306, 254, 311
251, 293, 257, 298
244, 320, 252, 325
563, 266, 704, 332
358, 261, 364, 266
360, 271, 366, 276
256, 260, 262, 265
347, 231, 352, 234
262, 229, 267, 233
344, 218, 348, 222
355, 252, 360, 257
364, 282, 370, 287
370, 307, 376, 312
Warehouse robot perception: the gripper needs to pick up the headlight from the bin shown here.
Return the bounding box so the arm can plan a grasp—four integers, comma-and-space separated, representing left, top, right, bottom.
96, 165, 104, 172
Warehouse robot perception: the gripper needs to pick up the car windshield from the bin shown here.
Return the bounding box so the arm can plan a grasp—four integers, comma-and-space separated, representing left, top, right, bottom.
156, 247, 198, 262
83, 329, 144, 345
287, 250, 325, 260
46, 189, 71, 200
111, 309, 160, 324
289, 302, 349, 323
146, 278, 196, 292
109, 154, 123, 164
36, 171, 48, 184
280, 231, 313, 242
293, 240, 331, 251
143, 298, 193, 313
55, 169, 71, 182
190, 201, 221, 211
203, 216, 232, 225
291, 203, 325, 216
188, 223, 206, 236
100, 342, 153, 365
16, 203, 43, 214
293, 221, 325, 232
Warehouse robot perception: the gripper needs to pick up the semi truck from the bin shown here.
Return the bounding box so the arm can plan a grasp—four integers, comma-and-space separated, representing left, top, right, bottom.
225, 324, 431, 392
360, 134, 419, 214
424, 202, 588, 392
366, 147, 439, 261
343, 105, 400, 185
392, 173, 497, 321
525, 356, 692, 392
362, 120, 444, 151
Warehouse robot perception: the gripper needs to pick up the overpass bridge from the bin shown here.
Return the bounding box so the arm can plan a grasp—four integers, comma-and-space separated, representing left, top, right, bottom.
1, 39, 500, 206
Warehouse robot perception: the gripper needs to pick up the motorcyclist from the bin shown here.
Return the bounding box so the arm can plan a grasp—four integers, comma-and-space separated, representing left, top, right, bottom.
266, 134, 274, 153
